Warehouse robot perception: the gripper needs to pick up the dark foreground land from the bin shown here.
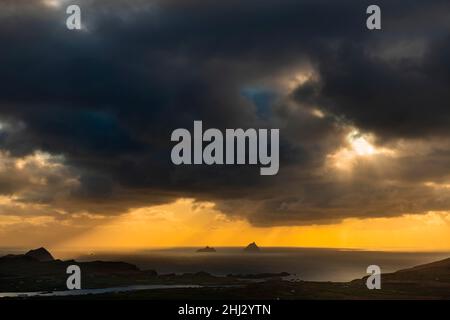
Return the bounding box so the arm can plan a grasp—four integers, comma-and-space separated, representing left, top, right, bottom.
1, 248, 449, 300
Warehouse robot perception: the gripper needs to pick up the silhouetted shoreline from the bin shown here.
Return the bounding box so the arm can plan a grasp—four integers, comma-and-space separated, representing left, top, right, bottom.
1, 248, 449, 299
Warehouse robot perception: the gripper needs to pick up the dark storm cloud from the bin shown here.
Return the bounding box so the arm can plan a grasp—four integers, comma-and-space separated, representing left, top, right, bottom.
1, 0, 450, 225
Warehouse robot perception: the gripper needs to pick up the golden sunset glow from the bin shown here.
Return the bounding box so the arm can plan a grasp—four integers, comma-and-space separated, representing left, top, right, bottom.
1, 1, 450, 260
2, 0, 450, 302
44, 199, 450, 252
327, 129, 395, 171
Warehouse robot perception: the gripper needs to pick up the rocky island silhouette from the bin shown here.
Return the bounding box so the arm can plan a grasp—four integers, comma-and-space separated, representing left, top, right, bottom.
243, 242, 261, 253
1, 247, 449, 299
196, 246, 217, 253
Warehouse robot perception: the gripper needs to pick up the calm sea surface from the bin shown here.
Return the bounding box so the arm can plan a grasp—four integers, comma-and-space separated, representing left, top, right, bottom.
55, 247, 450, 282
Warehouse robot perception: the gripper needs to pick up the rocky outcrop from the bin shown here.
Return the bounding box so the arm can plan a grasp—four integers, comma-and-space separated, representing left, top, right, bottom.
243, 242, 260, 252
25, 247, 55, 262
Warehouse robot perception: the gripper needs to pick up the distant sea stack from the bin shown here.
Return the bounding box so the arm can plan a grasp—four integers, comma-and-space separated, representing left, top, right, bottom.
196, 246, 216, 253
25, 247, 55, 262
243, 242, 260, 253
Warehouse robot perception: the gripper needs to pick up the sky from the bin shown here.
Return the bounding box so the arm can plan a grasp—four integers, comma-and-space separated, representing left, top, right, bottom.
1, 0, 450, 251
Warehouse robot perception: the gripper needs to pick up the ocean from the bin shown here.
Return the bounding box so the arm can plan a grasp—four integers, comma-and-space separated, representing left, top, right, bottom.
61, 247, 450, 282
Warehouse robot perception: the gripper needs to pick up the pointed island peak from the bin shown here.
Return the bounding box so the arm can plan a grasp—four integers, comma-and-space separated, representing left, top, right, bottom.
196, 246, 216, 253
25, 247, 55, 262
244, 242, 260, 252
